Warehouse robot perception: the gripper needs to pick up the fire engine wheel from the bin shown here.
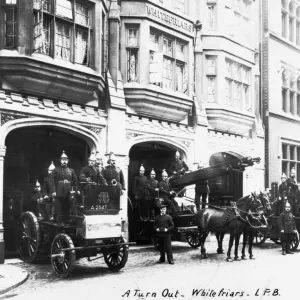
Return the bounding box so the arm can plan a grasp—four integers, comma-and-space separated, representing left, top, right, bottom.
17, 211, 41, 263
51, 233, 76, 278
103, 238, 129, 271
186, 232, 201, 248
252, 229, 268, 245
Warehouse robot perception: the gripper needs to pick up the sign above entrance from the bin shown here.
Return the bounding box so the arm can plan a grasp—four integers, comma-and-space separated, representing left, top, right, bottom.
146, 4, 193, 34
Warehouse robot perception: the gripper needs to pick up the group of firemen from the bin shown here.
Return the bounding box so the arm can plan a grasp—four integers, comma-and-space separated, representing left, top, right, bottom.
276, 168, 298, 255
32, 150, 126, 226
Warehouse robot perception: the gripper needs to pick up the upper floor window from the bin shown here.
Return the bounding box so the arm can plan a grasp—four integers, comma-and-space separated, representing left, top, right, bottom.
2, 0, 17, 49
281, 0, 300, 45
282, 142, 300, 183
149, 28, 188, 94
206, 56, 217, 103
33, 0, 93, 66
281, 67, 300, 116
126, 26, 139, 82
207, 4, 216, 31
225, 59, 251, 111
225, 0, 252, 46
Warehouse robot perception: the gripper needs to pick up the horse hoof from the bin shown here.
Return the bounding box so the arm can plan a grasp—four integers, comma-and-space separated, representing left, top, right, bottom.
217, 249, 224, 254
241, 256, 247, 260
234, 257, 241, 261
249, 256, 255, 260
226, 257, 233, 262
201, 254, 208, 259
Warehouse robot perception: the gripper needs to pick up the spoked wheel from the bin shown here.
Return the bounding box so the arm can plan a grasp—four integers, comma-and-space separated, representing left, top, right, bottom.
186, 232, 201, 248
253, 229, 268, 245
290, 231, 300, 251
103, 237, 129, 271
51, 233, 76, 278
17, 211, 41, 263
152, 236, 159, 250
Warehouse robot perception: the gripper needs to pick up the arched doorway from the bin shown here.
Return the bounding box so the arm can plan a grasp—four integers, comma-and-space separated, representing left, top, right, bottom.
208, 152, 243, 205
3, 126, 91, 256
127, 141, 186, 243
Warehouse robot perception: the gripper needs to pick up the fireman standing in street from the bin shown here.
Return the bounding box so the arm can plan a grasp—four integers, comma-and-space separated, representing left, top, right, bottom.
278, 202, 297, 255
50, 151, 77, 226
146, 168, 159, 219
133, 164, 149, 220
154, 204, 175, 265
79, 152, 107, 185
42, 161, 56, 221
169, 150, 189, 178
101, 152, 126, 195
286, 168, 299, 212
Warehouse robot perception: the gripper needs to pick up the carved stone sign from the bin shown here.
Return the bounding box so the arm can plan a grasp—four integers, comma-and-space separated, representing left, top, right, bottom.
146, 4, 193, 34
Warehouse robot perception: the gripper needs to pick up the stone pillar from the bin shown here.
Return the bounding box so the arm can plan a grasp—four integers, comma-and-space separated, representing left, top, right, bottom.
122, 156, 129, 241
108, 0, 120, 89
0, 145, 6, 264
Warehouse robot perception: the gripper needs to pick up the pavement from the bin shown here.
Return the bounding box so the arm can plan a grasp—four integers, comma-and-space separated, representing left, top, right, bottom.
0, 258, 28, 295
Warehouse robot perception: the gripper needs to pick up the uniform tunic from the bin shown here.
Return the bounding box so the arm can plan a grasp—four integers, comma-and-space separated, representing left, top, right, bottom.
154, 214, 174, 262
278, 181, 288, 199
42, 176, 53, 200
101, 165, 125, 189
195, 180, 210, 209
169, 159, 188, 175
278, 211, 296, 234
79, 165, 107, 185
158, 180, 179, 213
132, 175, 149, 200
147, 178, 159, 198
50, 166, 77, 198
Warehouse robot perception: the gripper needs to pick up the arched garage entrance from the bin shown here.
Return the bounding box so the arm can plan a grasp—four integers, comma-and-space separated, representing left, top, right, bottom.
127, 141, 187, 243
209, 152, 243, 205
1, 120, 100, 259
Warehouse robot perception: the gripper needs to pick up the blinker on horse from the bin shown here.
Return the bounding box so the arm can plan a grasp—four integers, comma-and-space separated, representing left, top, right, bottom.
195, 192, 269, 262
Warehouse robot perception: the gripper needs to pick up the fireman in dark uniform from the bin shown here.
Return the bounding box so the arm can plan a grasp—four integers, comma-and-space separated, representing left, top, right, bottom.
154, 204, 175, 264
50, 151, 77, 226
169, 150, 188, 177
194, 163, 210, 211
286, 168, 299, 212
79, 152, 107, 185
146, 168, 159, 219
101, 152, 126, 194
42, 161, 55, 221
278, 202, 297, 255
33, 179, 47, 221
275, 173, 288, 215
158, 169, 179, 214
133, 164, 149, 220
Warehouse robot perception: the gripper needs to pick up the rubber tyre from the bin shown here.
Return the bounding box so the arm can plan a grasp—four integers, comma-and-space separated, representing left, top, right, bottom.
103, 237, 129, 271
17, 211, 41, 263
51, 233, 76, 278
186, 232, 201, 248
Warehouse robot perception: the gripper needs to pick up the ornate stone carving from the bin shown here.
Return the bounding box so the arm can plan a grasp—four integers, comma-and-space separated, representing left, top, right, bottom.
126, 132, 142, 140
182, 140, 192, 148
85, 126, 102, 135
0, 113, 27, 126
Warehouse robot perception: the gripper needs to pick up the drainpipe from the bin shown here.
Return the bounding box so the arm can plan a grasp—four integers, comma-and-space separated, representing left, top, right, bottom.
108, 0, 120, 90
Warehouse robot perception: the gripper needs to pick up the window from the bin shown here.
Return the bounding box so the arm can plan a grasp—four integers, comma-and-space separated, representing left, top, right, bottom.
281, 0, 300, 45
149, 28, 188, 93
206, 56, 217, 103
282, 143, 300, 182
225, 59, 251, 111
225, 0, 251, 45
126, 26, 139, 82
3, 3, 16, 49
33, 0, 93, 66
281, 68, 300, 116
208, 5, 216, 31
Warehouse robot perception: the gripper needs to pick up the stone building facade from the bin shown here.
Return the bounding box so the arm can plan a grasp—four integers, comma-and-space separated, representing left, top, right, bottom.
262, 0, 300, 190
0, 0, 265, 263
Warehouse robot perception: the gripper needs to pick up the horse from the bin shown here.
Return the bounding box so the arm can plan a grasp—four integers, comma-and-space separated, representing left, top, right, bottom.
240, 191, 272, 260
195, 193, 266, 262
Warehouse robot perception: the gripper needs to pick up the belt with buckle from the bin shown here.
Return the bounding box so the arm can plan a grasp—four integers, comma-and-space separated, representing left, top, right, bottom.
59, 180, 70, 184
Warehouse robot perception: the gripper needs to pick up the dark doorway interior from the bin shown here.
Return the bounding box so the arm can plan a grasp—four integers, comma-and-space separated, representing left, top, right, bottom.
3, 126, 89, 256
209, 152, 243, 205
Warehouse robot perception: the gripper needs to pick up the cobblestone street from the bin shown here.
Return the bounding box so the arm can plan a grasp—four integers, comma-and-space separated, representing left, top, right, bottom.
0, 237, 298, 300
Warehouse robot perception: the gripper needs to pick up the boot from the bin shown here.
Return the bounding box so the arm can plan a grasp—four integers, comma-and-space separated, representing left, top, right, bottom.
286, 243, 294, 254
282, 243, 286, 255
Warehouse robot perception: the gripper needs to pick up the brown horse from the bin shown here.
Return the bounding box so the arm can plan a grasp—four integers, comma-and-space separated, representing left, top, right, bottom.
196, 193, 266, 262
